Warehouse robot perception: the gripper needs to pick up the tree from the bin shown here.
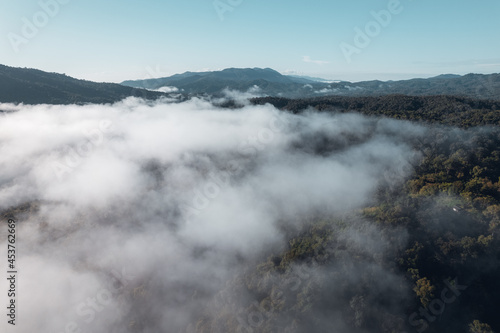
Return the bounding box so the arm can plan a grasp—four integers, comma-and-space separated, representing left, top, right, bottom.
469, 320, 494, 333
414, 278, 435, 307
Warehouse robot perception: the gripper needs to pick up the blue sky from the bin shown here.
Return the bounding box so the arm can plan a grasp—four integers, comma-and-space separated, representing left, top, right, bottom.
1, 0, 499, 82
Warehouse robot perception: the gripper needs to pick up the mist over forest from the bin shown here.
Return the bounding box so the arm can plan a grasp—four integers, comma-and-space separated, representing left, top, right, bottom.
2, 0, 500, 331
0, 92, 499, 332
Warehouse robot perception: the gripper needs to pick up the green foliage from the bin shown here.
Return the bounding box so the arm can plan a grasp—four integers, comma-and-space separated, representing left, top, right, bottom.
278, 221, 335, 270
469, 320, 494, 333
413, 277, 435, 307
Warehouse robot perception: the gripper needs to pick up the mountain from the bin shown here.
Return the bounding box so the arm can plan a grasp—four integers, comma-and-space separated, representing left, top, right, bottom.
0, 64, 166, 105
122, 68, 500, 100
348, 73, 500, 99
121, 67, 326, 97
2, 64, 499, 105
430, 74, 462, 80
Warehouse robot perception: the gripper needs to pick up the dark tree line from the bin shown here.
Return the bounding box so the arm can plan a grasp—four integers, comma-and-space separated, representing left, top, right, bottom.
251, 95, 500, 128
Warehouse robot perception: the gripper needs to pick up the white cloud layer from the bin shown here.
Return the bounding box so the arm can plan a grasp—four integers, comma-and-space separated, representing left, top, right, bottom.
0, 97, 426, 332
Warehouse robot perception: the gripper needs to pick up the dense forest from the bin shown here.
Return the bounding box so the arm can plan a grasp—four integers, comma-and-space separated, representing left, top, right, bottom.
186, 96, 500, 332
251, 95, 500, 128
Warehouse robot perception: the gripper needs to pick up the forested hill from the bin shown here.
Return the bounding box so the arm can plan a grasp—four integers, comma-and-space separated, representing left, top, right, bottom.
123, 68, 500, 100
251, 95, 500, 128
0, 64, 165, 105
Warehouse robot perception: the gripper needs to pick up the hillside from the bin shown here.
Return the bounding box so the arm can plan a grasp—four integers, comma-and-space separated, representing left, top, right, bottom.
0, 64, 165, 105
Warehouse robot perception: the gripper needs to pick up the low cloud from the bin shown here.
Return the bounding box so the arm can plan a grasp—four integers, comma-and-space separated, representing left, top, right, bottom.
0, 97, 427, 332
154, 86, 179, 93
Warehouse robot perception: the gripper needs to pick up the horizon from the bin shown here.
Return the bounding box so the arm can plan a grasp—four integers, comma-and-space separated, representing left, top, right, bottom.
1, 0, 499, 83
125, 68, 499, 85
111, 66, 500, 84
2, 62, 498, 85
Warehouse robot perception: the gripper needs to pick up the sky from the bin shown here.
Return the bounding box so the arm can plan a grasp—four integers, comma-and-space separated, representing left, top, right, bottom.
1, 0, 499, 83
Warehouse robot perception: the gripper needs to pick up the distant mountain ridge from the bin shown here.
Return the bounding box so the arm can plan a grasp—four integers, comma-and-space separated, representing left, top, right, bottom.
122, 68, 500, 100
1, 64, 499, 105
122, 68, 310, 87
0, 64, 165, 105
121, 67, 322, 97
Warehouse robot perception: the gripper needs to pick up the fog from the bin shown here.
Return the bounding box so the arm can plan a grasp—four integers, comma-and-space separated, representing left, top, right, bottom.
0, 96, 427, 332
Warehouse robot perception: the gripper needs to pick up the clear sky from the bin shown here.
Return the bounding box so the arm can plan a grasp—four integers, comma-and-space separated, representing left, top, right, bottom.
1, 0, 499, 83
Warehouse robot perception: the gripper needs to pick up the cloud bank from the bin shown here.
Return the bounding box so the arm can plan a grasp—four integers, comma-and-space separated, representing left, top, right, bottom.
0, 97, 426, 332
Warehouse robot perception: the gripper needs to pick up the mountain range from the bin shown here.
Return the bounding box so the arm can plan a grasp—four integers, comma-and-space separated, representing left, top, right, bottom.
122, 67, 320, 97
0, 64, 499, 105
122, 67, 500, 100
